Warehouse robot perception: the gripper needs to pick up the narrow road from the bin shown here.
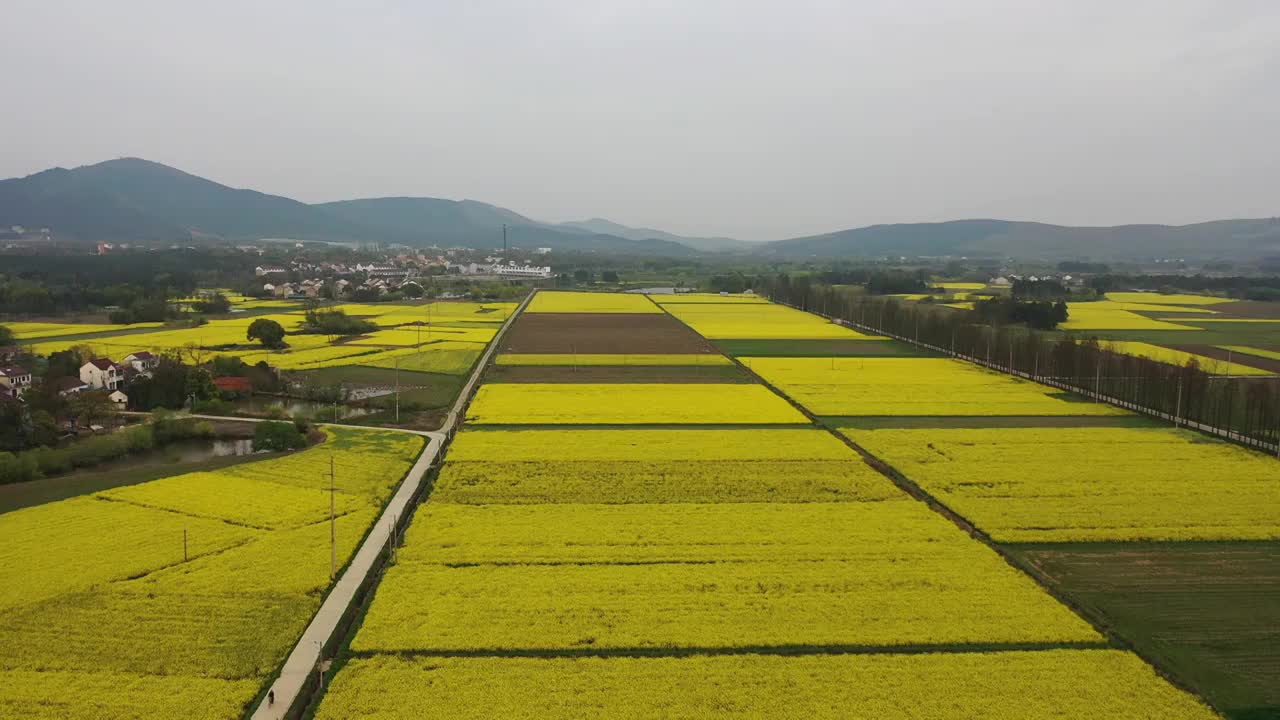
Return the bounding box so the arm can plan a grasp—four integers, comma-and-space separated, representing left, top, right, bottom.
242, 294, 531, 719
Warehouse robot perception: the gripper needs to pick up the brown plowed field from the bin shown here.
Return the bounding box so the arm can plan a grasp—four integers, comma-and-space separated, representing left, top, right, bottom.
1169, 344, 1280, 374
1211, 301, 1280, 319
484, 364, 752, 384
500, 313, 716, 354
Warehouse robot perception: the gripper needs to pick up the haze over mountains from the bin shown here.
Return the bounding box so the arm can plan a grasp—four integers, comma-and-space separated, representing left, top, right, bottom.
1, 158, 1277, 261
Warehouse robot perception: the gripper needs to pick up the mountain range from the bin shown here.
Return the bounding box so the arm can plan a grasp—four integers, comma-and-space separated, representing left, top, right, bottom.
1, 158, 1277, 260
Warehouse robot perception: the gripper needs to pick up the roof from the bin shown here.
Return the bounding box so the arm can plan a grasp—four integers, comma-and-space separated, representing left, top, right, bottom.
0, 366, 31, 377
86, 358, 118, 371
212, 376, 253, 392
54, 376, 88, 391
127, 351, 155, 360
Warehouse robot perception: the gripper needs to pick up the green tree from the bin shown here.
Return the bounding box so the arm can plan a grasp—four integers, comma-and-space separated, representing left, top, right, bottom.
253, 420, 307, 452
0, 324, 12, 345
70, 391, 115, 427
184, 368, 217, 403
45, 346, 90, 380
247, 318, 286, 348
192, 292, 232, 313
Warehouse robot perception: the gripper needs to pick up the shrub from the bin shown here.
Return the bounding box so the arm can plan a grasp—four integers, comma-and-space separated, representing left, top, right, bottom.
253, 421, 308, 452
0, 451, 39, 484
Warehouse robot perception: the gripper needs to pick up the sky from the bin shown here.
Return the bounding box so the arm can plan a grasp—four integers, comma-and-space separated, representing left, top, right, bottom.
2, 0, 1278, 241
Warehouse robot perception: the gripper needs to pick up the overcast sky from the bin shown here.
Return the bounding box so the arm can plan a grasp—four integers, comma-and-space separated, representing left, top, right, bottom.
2, 1, 1278, 240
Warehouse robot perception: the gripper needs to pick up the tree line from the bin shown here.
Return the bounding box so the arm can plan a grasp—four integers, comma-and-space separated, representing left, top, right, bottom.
759, 274, 1280, 450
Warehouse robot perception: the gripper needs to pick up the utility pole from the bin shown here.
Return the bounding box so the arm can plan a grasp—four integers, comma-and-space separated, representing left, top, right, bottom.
329, 456, 336, 581
1174, 379, 1183, 427
183, 528, 188, 562
394, 356, 400, 423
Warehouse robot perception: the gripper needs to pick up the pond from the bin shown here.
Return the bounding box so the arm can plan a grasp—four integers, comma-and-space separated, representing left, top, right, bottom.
235, 396, 373, 420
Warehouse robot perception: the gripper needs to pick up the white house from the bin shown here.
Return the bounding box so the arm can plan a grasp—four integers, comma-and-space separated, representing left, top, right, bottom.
80, 358, 123, 391
108, 390, 129, 408
123, 351, 158, 375
0, 365, 33, 398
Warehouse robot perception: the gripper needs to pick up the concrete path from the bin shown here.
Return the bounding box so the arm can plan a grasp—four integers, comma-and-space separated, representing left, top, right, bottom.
240, 293, 530, 719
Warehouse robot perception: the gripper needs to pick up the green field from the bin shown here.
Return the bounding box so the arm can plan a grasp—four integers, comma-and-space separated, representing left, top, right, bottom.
1009, 542, 1280, 720
295, 366, 465, 408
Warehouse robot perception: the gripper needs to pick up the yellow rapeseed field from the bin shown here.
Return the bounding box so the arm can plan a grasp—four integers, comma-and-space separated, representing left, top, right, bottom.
1219, 345, 1280, 361
526, 291, 660, 313
0, 426, 423, 717
432, 459, 895, 504
496, 352, 732, 366
663, 302, 879, 339
398, 501, 1002, 565
6, 321, 164, 339
847, 426, 1280, 541
932, 282, 988, 290
648, 292, 769, 304
1104, 292, 1232, 305
446, 427, 859, 461
744, 357, 1128, 416
0, 498, 258, 612
360, 341, 485, 375
0, 669, 258, 720
466, 383, 808, 424
1104, 341, 1270, 375
332, 301, 515, 323
100, 472, 367, 529
353, 558, 1100, 652
315, 651, 1218, 720
1060, 303, 1197, 331
17, 301, 509, 371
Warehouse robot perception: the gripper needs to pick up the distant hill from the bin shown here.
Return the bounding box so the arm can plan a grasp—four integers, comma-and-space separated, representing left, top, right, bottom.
765, 218, 1280, 260
0, 159, 694, 255
558, 218, 754, 253
2, 158, 1276, 260
317, 198, 694, 255
0, 157, 371, 242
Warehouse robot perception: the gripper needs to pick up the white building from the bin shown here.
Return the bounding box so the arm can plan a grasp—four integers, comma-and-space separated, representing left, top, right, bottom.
0, 365, 33, 398
495, 264, 553, 279
80, 359, 123, 391
123, 351, 158, 376
108, 390, 129, 408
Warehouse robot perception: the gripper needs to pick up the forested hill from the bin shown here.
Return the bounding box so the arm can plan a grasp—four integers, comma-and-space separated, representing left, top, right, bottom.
0, 158, 694, 256
765, 218, 1280, 260
2, 158, 1276, 260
